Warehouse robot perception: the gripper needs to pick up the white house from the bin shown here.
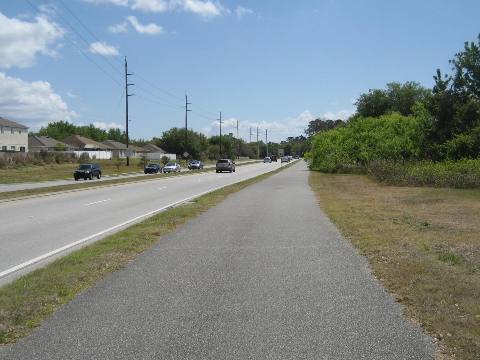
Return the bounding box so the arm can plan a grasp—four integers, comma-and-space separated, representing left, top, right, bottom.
0, 117, 29, 152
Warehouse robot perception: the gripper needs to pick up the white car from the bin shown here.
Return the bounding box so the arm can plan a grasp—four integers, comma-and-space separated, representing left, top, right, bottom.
263, 157, 272, 163
163, 162, 181, 173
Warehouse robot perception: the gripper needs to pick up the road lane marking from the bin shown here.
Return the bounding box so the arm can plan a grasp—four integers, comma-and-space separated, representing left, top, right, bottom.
157, 186, 167, 190
0, 162, 293, 280
84, 199, 110, 206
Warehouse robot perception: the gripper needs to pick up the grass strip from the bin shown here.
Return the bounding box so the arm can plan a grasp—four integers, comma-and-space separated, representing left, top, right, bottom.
0, 161, 261, 202
0, 161, 293, 345
309, 171, 480, 360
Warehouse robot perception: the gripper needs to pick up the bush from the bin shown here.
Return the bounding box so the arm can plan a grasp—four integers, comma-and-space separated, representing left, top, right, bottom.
367, 159, 480, 188
78, 153, 90, 163
310, 113, 423, 172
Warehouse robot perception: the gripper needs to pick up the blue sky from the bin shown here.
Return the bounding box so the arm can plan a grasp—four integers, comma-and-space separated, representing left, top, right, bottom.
0, 0, 478, 141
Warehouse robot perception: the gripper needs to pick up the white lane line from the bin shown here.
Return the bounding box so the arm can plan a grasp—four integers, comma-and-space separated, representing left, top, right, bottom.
0, 171, 277, 280
157, 186, 167, 190
84, 199, 110, 206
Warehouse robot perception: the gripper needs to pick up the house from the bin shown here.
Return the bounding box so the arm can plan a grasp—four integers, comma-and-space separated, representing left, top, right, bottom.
0, 117, 29, 152
142, 143, 176, 161
28, 135, 71, 152
63, 134, 112, 160
63, 135, 109, 150
102, 140, 127, 158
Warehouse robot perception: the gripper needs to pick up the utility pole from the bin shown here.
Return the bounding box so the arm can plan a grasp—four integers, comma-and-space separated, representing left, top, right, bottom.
124, 56, 134, 166
265, 129, 268, 157
184, 94, 191, 159
218, 112, 223, 158
249, 127, 252, 143
236, 119, 239, 159
256, 126, 259, 159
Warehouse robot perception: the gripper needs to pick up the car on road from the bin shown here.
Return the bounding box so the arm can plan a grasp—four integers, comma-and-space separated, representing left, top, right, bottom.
188, 160, 204, 170
281, 156, 290, 163
74, 163, 102, 180
216, 159, 236, 173
144, 163, 161, 174
293, 155, 299, 159
263, 157, 272, 163
163, 162, 181, 173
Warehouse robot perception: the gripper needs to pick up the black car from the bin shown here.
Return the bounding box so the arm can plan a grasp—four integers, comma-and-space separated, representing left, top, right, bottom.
188, 160, 204, 170
144, 163, 162, 174
74, 163, 102, 180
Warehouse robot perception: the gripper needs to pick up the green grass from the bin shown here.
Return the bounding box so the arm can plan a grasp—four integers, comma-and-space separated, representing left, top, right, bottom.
309, 172, 480, 360
0, 161, 293, 345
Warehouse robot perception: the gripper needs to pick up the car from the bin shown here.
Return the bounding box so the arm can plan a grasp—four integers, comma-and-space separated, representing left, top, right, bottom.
74, 163, 102, 180
281, 156, 290, 163
163, 162, 181, 173
188, 160, 204, 170
144, 163, 161, 174
216, 159, 236, 173
263, 157, 272, 163
293, 155, 299, 159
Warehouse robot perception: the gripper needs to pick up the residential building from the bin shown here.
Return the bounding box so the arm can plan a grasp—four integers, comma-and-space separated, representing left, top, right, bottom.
63, 134, 109, 150
28, 135, 71, 152
0, 117, 29, 152
142, 143, 176, 160
102, 140, 127, 158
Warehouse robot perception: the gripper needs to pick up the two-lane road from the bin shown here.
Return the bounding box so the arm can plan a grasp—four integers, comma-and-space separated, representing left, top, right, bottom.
0, 161, 285, 284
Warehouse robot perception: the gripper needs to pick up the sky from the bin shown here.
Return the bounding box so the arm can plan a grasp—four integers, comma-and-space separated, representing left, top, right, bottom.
0, 0, 479, 142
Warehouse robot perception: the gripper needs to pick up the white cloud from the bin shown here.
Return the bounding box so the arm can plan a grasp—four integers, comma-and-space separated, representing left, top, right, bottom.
322, 109, 354, 120
0, 12, 64, 69
0, 72, 76, 129
235, 6, 253, 19
88, 41, 119, 56
92, 121, 124, 130
108, 22, 129, 33
127, 16, 163, 34
84, 0, 224, 17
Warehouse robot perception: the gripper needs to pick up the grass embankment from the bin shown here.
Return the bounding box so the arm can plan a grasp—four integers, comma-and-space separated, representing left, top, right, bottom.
367, 159, 480, 188
0, 162, 292, 345
309, 172, 480, 360
0, 158, 145, 184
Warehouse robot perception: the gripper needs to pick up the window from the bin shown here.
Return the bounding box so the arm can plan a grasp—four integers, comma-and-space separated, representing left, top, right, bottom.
20, 146, 26, 152
1, 146, 6, 151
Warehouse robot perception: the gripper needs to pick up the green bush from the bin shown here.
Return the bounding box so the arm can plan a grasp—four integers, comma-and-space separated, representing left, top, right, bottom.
310, 113, 423, 172
367, 159, 480, 188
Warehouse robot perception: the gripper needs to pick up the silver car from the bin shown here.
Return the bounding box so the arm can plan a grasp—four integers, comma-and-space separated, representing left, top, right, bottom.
163, 162, 181, 173
216, 159, 236, 173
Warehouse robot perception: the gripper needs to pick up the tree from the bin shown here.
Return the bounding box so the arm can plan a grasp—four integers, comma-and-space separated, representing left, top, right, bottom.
305, 118, 344, 138
156, 127, 209, 159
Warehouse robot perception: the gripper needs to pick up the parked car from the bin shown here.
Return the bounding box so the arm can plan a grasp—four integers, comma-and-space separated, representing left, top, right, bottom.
263, 157, 272, 163
144, 163, 161, 174
216, 159, 236, 173
293, 155, 299, 159
188, 160, 204, 170
281, 156, 290, 163
163, 162, 181, 173
74, 163, 102, 180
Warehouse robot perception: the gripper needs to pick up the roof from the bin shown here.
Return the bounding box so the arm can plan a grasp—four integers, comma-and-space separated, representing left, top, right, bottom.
102, 140, 127, 150
143, 144, 166, 153
0, 117, 29, 129
63, 135, 109, 150
29, 135, 69, 148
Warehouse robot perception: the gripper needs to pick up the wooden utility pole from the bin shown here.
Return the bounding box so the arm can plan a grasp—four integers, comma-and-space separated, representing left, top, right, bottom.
124, 57, 134, 166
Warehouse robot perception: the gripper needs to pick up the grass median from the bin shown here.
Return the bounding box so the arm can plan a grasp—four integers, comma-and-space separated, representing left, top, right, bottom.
309, 172, 480, 360
0, 161, 261, 202
0, 161, 294, 345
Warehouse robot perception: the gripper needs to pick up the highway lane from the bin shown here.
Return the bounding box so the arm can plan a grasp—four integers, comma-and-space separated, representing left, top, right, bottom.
0, 161, 435, 359
0, 161, 285, 284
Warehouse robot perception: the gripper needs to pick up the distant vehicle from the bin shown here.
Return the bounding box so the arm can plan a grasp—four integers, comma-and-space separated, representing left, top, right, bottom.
74, 163, 102, 181
188, 160, 204, 170
281, 156, 289, 163
216, 159, 236, 173
163, 162, 181, 173
287, 155, 293, 161
293, 155, 299, 159
263, 157, 272, 163
270, 155, 278, 162
144, 163, 161, 174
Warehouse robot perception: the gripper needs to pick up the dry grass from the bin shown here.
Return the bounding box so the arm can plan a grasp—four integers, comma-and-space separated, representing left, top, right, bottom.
309, 172, 480, 360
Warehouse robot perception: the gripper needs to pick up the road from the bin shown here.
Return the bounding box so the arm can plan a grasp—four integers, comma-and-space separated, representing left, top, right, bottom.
0, 161, 282, 284
0, 160, 258, 193
0, 161, 435, 359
